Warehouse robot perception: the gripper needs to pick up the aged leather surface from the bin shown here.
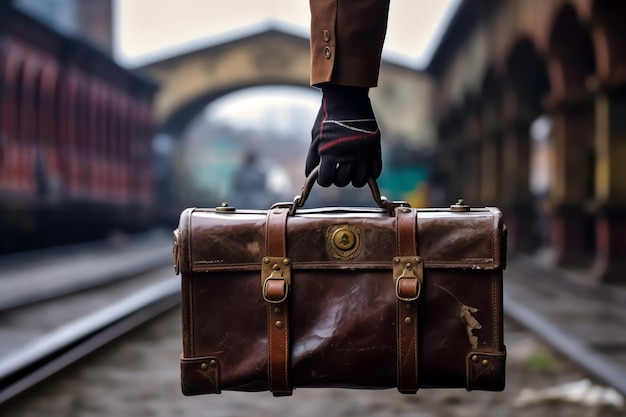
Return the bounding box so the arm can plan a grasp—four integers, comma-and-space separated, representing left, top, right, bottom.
177, 206, 506, 394
265, 208, 292, 395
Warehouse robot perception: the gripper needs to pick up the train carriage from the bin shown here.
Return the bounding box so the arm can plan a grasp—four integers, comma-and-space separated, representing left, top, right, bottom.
0, 5, 158, 253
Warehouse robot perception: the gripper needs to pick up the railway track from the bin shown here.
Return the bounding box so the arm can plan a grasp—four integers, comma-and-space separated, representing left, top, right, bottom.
504, 253, 626, 398
0, 232, 178, 404
0, 238, 624, 406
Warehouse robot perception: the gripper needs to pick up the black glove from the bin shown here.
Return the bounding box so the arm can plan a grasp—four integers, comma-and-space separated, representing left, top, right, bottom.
306, 85, 382, 188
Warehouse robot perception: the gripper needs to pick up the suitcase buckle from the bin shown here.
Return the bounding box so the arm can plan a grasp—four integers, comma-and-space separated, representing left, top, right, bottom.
393, 257, 423, 301
262, 257, 291, 303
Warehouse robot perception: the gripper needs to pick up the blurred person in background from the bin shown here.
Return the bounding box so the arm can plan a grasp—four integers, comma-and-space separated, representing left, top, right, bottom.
306, 0, 390, 188
230, 151, 272, 209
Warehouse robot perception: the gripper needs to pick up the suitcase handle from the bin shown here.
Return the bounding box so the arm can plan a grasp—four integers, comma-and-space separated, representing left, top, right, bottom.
278, 166, 409, 216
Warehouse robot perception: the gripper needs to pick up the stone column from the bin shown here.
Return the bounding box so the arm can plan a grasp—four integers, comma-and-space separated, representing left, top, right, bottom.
501, 118, 535, 252
480, 99, 504, 207
591, 89, 626, 282
549, 99, 596, 266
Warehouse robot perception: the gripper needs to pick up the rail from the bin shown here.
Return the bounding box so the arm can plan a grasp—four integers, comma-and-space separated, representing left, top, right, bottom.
0, 277, 179, 404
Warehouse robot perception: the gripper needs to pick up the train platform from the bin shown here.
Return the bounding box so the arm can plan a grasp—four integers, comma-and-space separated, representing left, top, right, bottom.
0, 229, 174, 311
1, 238, 626, 415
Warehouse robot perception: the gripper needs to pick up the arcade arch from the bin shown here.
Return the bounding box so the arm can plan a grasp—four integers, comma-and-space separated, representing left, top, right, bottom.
427, 0, 626, 281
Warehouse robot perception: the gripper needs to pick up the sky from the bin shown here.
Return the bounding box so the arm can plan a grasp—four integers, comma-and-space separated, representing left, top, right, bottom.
114, 0, 459, 69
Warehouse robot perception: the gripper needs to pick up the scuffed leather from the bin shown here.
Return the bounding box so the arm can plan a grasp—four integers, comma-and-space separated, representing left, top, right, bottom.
176, 208, 505, 274
177, 206, 506, 393
180, 356, 221, 395
466, 350, 507, 391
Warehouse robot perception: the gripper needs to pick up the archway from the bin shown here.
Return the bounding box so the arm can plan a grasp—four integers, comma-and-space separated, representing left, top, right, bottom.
591, 0, 626, 78
177, 85, 318, 208
547, 4, 597, 266
587, 0, 626, 281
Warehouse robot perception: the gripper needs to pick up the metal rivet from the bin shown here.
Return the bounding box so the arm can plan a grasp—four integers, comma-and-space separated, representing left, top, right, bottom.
323, 30, 330, 42
415, 257, 422, 264
273, 307, 281, 314
482, 359, 489, 366
394, 257, 400, 263
272, 264, 280, 271
210, 359, 217, 367
263, 258, 270, 264
282, 258, 290, 265
324, 46, 331, 59
404, 317, 413, 325
200, 362, 208, 370
405, 263, 412, 269
472, 355, 479, 363
275, 320, 283, 329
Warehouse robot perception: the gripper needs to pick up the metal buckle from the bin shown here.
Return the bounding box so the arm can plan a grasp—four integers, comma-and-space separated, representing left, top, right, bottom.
262, 257, 291, 304
393, 256, 423, 301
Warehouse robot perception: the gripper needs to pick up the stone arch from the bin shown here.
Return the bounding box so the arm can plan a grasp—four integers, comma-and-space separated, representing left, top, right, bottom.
548, 4, 596, 97
546, 3, 597, 265
505, 37, 551, 118
159, 80, 307, 137
591, 0, 626, 78
141, 28, 431, 150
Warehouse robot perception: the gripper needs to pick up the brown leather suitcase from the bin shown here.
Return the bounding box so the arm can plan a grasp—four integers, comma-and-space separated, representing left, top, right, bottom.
174, 173, 507, 396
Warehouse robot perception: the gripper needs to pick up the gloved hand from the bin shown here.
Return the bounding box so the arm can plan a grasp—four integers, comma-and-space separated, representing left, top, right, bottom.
306, 85, 382, 188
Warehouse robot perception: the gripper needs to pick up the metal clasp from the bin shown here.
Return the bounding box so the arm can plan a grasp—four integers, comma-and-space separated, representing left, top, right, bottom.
393, 256, 423, 301
450, 199, 470, 212
216, 202, 236, 212
261, 257, 291, 303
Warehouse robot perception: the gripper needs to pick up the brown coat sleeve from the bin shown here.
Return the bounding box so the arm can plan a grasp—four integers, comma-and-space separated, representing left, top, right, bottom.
309, 0, 390, 87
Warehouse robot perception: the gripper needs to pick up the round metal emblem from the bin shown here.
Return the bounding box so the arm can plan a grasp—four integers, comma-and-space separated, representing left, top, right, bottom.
332, 229, 356, 251
327, 225, 361, 259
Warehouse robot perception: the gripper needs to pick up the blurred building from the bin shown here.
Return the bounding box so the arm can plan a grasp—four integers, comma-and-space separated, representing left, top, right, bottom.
12, 0, 113, 55
0, 1, 157, 253
426, 0, 626, 282
137, 25, 434, 212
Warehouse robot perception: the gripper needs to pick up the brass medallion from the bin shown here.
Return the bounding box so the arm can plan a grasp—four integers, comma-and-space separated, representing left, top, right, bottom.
327, 225, 361, 260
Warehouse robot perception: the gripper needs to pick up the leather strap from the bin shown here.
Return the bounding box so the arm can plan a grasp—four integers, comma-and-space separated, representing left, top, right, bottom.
395, 207, 420, 393
264, 208, 292, 396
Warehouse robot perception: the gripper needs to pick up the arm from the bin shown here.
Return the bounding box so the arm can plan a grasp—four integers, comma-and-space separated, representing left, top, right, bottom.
307, 0, 391, 187
310, 0, 390, 87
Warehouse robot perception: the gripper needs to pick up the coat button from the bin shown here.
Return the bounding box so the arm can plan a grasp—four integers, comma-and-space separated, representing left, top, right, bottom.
323, 30, 330, 42
324, 46, 331, 59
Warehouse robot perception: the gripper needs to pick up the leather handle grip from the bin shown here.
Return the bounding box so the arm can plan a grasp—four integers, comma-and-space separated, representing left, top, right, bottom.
276, 167, 409, 216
